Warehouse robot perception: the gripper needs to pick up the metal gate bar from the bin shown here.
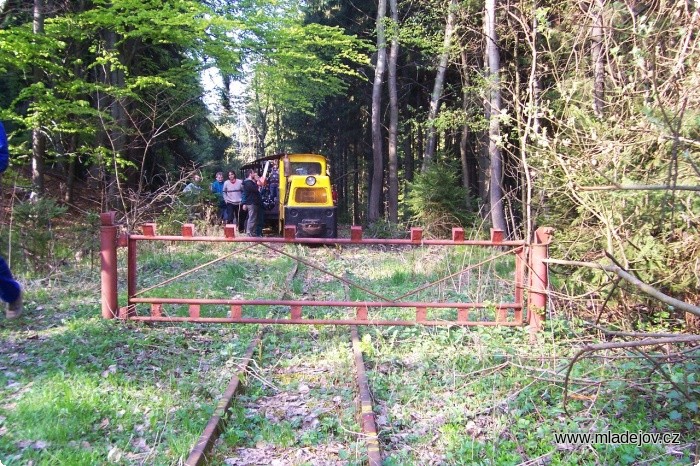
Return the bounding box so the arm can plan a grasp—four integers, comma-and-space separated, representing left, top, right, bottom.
123, 297, 523, 326
100, 212, 552, 333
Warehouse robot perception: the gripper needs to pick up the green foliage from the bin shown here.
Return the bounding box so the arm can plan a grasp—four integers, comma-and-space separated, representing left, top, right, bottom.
11, 198, 68, 272
526, 1, 700, 316
250, 22, 370, 112
70, 212, 102, 266
0, 0, 245, 198
154, 202, 190, 236
405, 160, 475, 237
364, 219, 408, 239
237, 0, 371, 154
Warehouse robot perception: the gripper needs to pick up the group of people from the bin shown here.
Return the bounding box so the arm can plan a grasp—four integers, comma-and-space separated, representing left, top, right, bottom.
186, 166, 278, 237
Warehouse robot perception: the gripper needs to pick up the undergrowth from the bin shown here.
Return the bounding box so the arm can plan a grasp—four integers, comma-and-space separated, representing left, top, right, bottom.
0, 240, 696, 465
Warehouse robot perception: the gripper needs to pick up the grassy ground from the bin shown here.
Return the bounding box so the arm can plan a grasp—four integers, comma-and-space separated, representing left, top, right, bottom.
210, 326, 365, 465
0, 240, 697, 465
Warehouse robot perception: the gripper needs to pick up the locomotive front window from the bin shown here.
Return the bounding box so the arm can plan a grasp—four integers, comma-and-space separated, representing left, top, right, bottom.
290, 162, 322, 176
294, 188, 328, 203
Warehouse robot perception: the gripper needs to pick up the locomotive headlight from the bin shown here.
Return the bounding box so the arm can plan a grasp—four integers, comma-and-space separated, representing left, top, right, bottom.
305, 176, 317, 186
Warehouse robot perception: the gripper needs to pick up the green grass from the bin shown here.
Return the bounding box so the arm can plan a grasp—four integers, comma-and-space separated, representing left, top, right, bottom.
356, 324, 698, 465
0, 264, 259, 465
0, 241, 696, 465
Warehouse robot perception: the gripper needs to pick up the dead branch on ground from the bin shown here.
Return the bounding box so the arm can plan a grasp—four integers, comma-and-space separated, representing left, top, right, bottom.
562, 335, 700, 415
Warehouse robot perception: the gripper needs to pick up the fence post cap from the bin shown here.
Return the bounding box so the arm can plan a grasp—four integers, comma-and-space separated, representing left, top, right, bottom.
100, 211, 116, 226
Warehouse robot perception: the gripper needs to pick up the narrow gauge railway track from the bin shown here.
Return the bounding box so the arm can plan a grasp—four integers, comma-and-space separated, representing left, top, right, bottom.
185, 248, 382, 465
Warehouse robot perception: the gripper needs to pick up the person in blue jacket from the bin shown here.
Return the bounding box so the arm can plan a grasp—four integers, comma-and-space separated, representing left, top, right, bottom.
210, 171, 225, 223
0, 122, 22, 319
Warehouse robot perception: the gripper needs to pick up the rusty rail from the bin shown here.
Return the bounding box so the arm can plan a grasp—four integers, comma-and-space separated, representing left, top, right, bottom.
185, 332, 263, 466
351, 326, 382, 466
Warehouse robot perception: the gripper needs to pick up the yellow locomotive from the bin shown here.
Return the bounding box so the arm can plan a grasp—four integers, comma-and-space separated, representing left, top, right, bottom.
240, 153, 338, 238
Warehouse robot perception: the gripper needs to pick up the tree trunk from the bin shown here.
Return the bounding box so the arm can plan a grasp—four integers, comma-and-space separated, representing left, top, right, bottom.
422, 0, 458, 170
386, 0, 399, 224
353, 141, 360, 225
519, 1, 541, 242
31, 0, 45, 196
591, 0, 605, 118
484, 0, 507, 232
459, 49, 472, 198
369, 0, 387, 223
403, 132, 413, 221
62, 133, 78, 204
99, 28, 125, 212
221, 73, 233, 113
252, 84, 269, 159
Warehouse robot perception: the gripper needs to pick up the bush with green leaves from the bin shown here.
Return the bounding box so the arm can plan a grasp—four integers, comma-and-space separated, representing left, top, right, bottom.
156, 192, 219, 236
11, 198, 68, 272
364, 219, 408, 239
405, 160, 476, 237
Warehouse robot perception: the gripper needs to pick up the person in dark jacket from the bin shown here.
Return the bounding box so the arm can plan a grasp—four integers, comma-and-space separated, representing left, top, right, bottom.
0, 122, 22, 319
242, 169, 264, 236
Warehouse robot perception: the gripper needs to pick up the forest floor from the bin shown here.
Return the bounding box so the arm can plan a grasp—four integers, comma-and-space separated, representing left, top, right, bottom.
0, 231, 698, 465
0, 176, 698, 465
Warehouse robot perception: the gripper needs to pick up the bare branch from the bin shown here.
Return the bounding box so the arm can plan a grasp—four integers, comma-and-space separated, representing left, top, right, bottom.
546, 258, 700, 317
578, 184, 700, 192
582, 321, 682, 339
563, 335, 700, 415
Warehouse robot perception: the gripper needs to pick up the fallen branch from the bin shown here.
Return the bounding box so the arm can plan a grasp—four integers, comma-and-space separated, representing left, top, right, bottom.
545, 258, 700, 318
562, 335, 700, 415
582, 321, 681, 339
578, 183, 700, 192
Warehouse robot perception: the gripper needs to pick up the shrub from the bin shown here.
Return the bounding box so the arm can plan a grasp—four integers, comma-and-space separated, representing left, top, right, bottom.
405, 160, 476, 237
12, 198, 69, 272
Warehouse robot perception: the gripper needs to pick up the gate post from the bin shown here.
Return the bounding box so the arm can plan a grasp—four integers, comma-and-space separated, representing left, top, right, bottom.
100, 212, 119, 319
529, 227, 554, 335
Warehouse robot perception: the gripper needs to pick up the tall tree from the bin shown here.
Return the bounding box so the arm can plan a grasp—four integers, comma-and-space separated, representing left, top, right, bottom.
590, 0, 605, 118
458, 49, 474, 196
422, 0, 458, 170
369, 0, 387, 223
386, 0, 399, 223
484, 0, 507, 232
31, 0, 45, 195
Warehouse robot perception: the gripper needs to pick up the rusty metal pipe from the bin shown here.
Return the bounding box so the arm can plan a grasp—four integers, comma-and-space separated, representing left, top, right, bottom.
128, 297, 521, 309
125, 316, 522, 326
127, 236, 137, 303
529, 227, 554, 334
127, 234, 526, 247
514, 246, 525, 324
100, 212, 118, 319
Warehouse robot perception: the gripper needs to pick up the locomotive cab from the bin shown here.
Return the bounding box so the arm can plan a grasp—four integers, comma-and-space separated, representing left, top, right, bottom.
280, 154, 337, 238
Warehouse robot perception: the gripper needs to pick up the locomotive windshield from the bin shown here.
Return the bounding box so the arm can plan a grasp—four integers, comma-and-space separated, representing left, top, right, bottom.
289, 162, 322, 176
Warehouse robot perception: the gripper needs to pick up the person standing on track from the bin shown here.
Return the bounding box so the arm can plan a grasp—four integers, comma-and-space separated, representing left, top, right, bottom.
242, 169, 264, 236
0, 122, 22, 319
222, 171, 243, 229
210, 171, 225, 223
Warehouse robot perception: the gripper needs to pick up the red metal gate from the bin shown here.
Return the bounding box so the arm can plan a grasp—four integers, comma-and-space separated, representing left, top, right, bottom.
100, 212, 552, 333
